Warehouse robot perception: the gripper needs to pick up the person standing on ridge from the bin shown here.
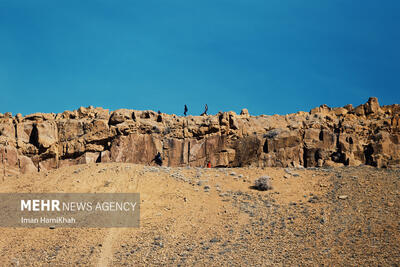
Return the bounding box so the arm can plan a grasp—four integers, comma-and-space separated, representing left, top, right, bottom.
184, 105, 188, 116
201, 104, 208, 116
157, 110, 162, 122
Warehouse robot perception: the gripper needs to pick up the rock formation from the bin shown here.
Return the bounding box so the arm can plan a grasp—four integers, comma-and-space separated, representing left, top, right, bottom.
1, 97, 400, 174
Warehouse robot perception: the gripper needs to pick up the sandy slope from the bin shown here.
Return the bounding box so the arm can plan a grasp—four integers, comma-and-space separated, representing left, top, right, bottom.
0, 163, 399, 266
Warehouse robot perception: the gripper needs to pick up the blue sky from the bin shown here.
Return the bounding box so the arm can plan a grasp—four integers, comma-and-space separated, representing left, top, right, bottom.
0, 0, 399, 116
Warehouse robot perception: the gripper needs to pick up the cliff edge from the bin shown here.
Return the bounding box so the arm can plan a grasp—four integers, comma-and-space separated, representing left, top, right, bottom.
1, 97, 400, 174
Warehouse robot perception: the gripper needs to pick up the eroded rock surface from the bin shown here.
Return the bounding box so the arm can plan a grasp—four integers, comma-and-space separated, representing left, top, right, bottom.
1, 97, 400, 173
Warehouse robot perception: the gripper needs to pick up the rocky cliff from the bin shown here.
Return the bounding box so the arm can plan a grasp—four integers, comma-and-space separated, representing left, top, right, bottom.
1, 97, 400, 174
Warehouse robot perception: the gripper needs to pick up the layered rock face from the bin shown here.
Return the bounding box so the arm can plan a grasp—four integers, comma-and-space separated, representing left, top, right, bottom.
1, 97, 400, 174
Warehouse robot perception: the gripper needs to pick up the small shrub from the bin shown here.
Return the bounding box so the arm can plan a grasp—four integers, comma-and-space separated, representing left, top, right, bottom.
253, 176, 272, 191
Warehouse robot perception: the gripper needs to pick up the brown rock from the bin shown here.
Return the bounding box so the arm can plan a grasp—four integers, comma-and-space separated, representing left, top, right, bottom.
354, 105, 365, 116
324, 160, 344, 167
99, 150, 111, 163
109, 109, 134, 125
0, 122, 16, 145
110, 134, 162, 164
333, 107, 348, 116
16, 122, 34, 144
2, 97, 400, 173
310, 104, 330, 115
344, 104, 354, 112
4, 112, 12, 118
240, 108, 250, 117
364, 97, 381, 115
36, 121, 58, 149
18, 155, 37, 174
78, 152, 100, 164
0, 145, 19, 173
15, 113, 23, 123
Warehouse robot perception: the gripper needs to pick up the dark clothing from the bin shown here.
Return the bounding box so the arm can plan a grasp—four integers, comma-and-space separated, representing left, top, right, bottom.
184, 105, 188, 116
154, 152, 163, 166
201, 104, 208, 116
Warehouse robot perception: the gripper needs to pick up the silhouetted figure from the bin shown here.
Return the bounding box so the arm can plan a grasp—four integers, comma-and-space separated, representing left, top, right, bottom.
151, 152, 163, 166
201, 104, 208, 116
184, 105, 188, 116
157, 110, 162, 122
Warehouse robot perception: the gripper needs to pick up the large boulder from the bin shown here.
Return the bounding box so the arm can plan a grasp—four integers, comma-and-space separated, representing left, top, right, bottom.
109, 109, 134, 125
36, 121, 58, 149
78, 152, 100, 164
0, 145, 19, 174
364, 97, 381, 115
18, 155, 37, 174
110, 134, 162, 164
0, 122, 15, 145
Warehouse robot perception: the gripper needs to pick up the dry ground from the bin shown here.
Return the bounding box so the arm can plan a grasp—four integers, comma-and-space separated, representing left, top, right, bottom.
0, 163, 399, 266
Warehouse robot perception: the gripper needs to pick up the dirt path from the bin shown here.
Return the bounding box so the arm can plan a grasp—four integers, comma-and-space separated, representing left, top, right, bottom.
96, 165, 140, 267
96, 228, 122, 267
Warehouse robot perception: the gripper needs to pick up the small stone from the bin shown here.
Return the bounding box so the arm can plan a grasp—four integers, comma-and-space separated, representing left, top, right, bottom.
210, 237, 220, 243
338, 195, 348, 200
154, 241, 164, 248
308, 196, 319, 203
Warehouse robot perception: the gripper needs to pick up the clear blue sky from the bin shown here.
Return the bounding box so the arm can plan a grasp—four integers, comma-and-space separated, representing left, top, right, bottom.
1, 0, 399, 116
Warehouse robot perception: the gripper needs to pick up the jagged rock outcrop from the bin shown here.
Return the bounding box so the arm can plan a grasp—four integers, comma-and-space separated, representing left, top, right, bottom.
1, 97, 400, 174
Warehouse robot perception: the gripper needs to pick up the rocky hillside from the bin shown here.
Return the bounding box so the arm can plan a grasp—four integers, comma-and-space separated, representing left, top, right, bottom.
1, 97, 400, 173
0, 163, 399, 265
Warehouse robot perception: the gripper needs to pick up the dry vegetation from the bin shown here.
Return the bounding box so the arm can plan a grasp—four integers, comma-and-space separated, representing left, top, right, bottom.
0, 163, 399, 266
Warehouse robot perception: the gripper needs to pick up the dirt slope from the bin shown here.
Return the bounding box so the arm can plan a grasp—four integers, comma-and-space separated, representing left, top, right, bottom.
0, 163, 399, 266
